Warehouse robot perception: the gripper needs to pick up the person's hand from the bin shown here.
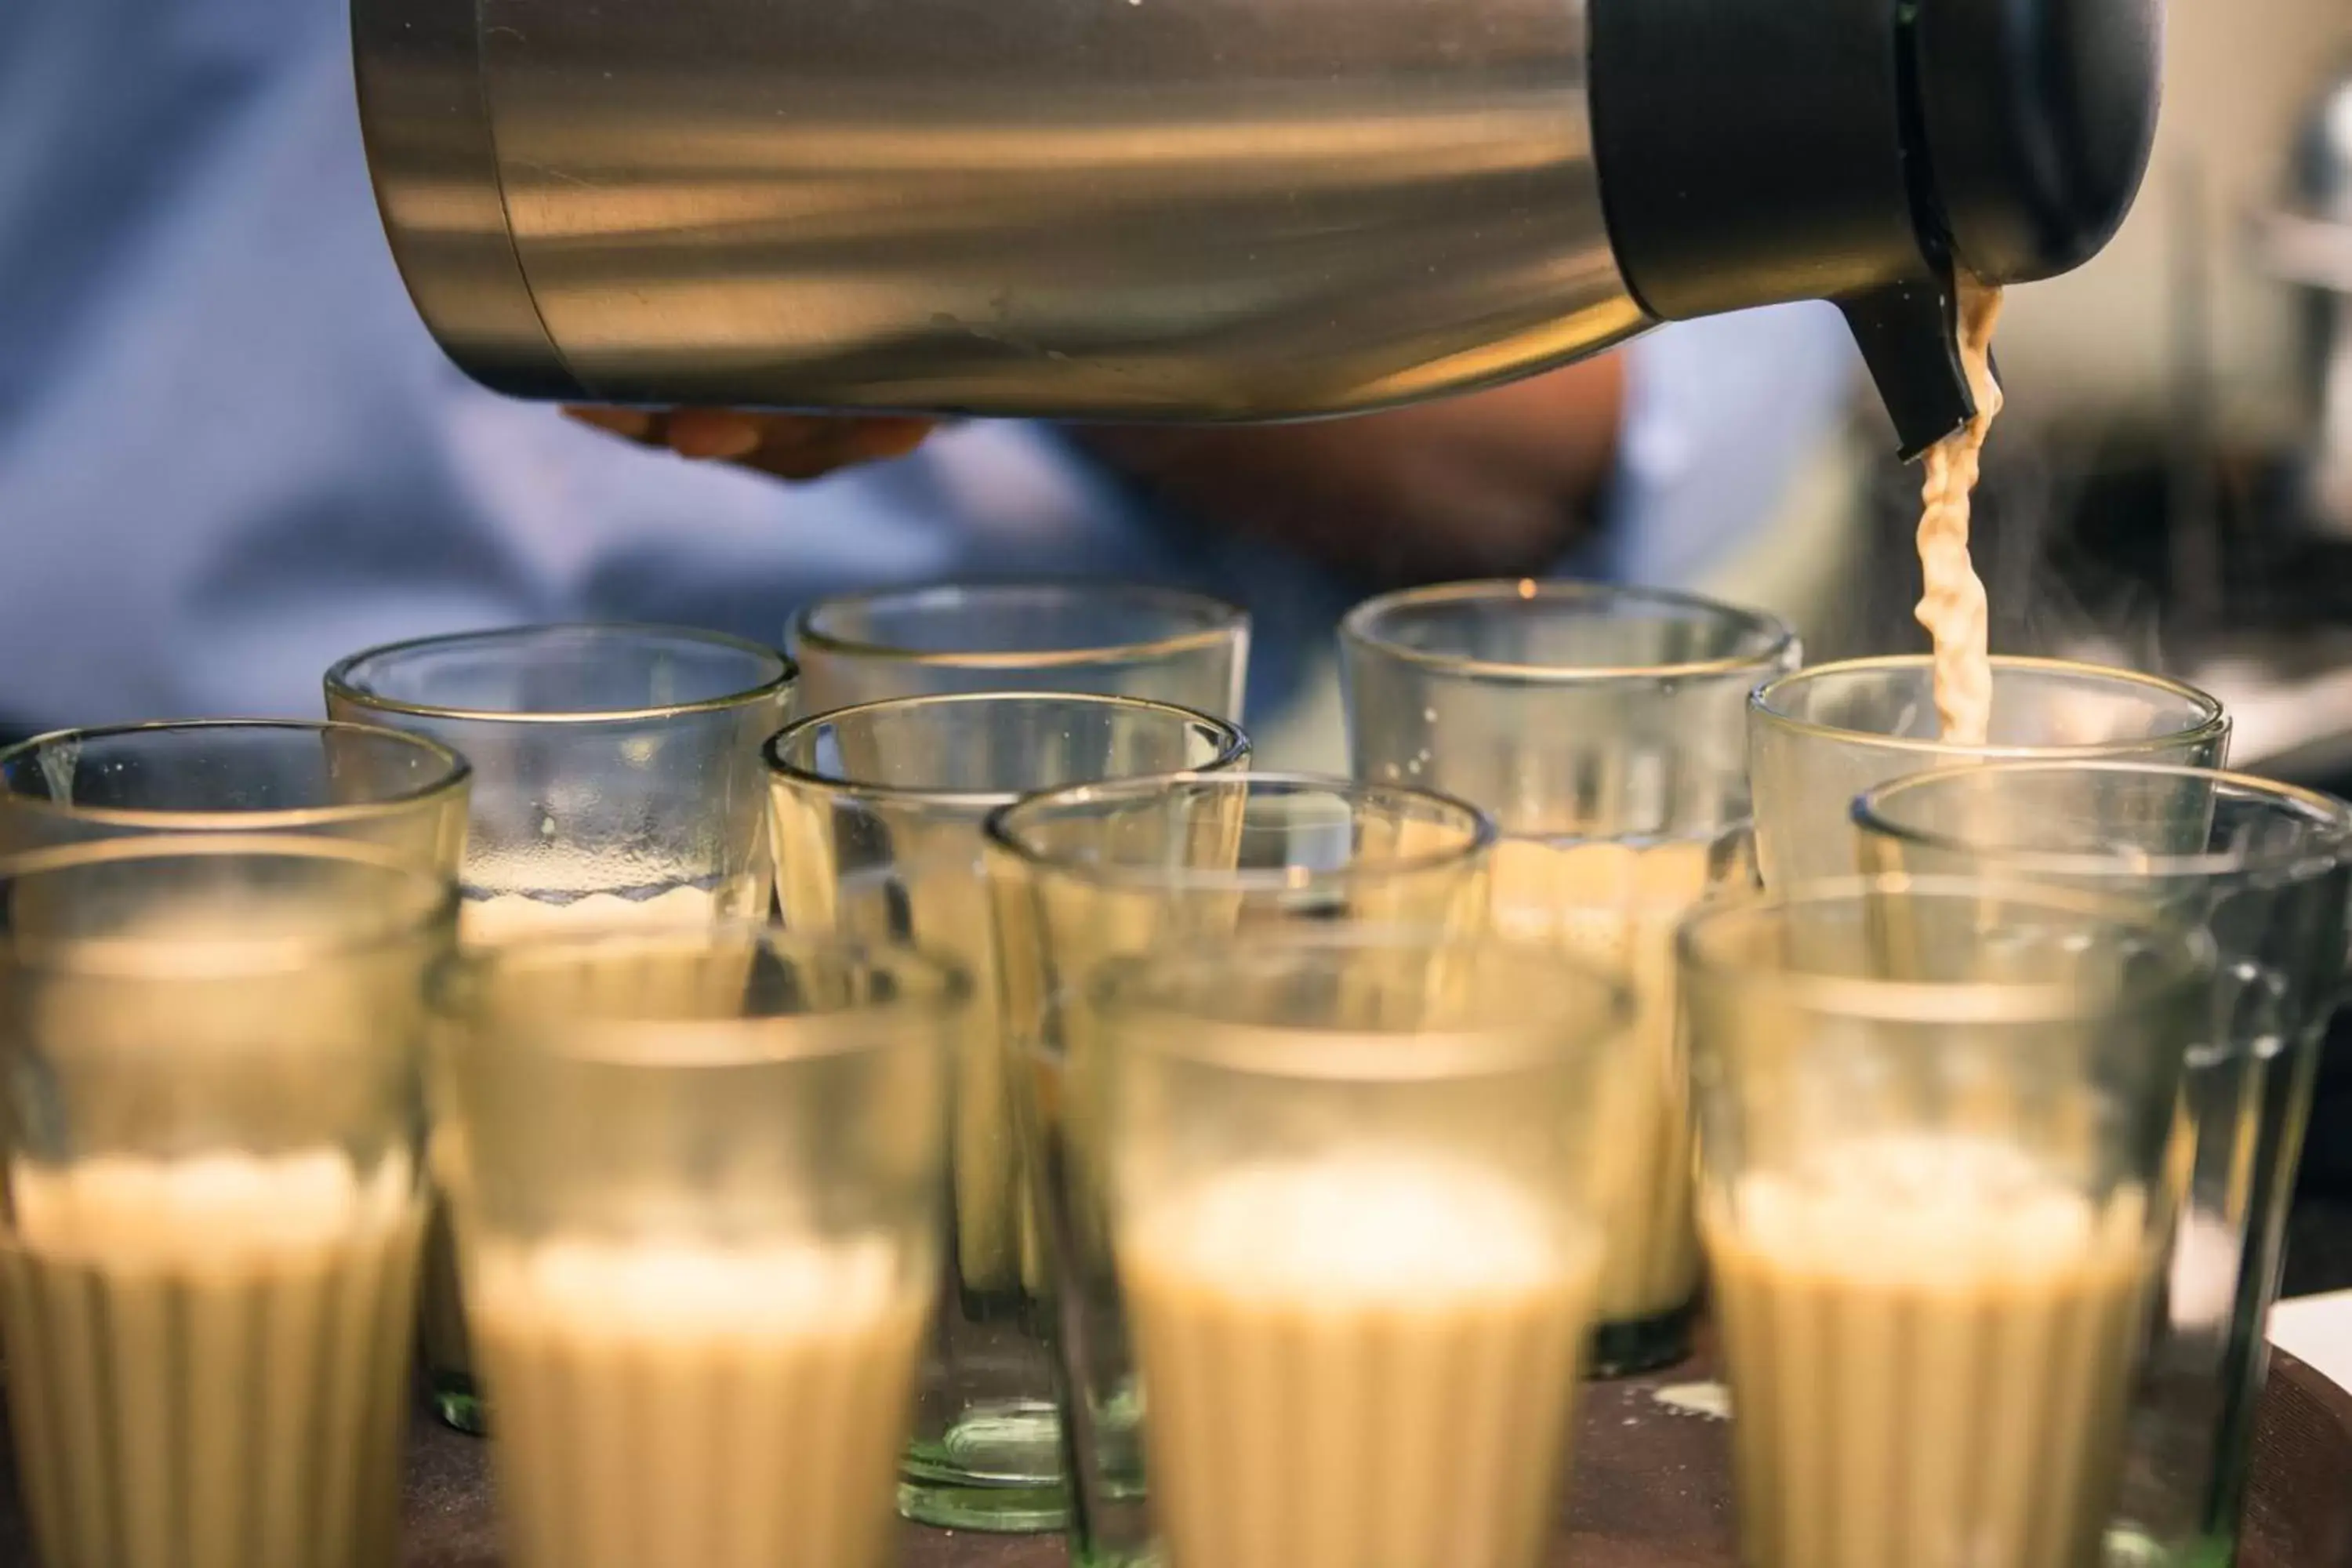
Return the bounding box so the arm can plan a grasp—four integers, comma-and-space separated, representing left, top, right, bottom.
564, 408, 935, 481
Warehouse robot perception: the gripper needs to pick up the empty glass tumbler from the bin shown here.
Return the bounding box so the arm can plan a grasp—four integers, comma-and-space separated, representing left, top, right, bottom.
0, 719, 471, 866
793, 581, 1248, 720
326, 624, 793, 934
1747, 655, 2230, 888
768, 692, 1249, 1532
1341, 579, 1798, 1374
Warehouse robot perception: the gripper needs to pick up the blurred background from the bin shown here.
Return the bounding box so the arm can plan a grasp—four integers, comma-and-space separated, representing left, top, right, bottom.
1817, 0, 2352, 790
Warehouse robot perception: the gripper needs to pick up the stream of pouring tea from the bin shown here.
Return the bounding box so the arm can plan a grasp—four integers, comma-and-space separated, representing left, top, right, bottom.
1915, 279, 2004, 746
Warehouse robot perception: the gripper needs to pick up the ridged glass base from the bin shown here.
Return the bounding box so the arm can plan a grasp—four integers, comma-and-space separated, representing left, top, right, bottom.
901, 1399, 1068, 1532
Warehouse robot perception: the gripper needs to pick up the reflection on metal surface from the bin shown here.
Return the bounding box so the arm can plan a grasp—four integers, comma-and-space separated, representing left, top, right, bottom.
351, 0, 582, 400
354, 0, 1642, 415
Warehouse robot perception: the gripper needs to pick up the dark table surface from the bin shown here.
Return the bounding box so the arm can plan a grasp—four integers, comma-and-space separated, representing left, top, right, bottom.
13, 1345, 2319, 1568
4, 1339, 2350, 1566
395, 1358, 1738, 1568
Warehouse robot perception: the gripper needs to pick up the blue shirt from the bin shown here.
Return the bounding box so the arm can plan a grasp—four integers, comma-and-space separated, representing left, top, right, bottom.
0, 0, 1859, 746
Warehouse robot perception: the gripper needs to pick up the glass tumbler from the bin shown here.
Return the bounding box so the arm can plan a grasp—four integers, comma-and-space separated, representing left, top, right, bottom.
0, 720, 472, 866
435, 927, 962, 1568
793, 581, 1249, 719
768, 693, 1249, 1532
1681, 877, 2210, 1568
0, 721, 468, 1390
1094, 928, 1632, 1568
327, 622, 794, 1432
1855, 763, 2352, 1568
0, 837, 455, 1568
1747, 655, 2230, 889
1341, 579, 1799, 1374
982, 773, 1495, 1566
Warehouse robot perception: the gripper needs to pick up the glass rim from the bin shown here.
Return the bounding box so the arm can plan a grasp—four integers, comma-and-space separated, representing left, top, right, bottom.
983, 771, 1497, 892
1675, 872, 2213, 1026
0, 834, 457, 979
0, 719, 474, 833
1340, 578, 1799, 684
449, 923, 971, 1067
764, 691, 1252, 810
1853, 761, 2352, 886
1089, 927, 1633, 1081
793, 579, 1247, 670
1749, 654, 2231, 760
324, 622, 797, 725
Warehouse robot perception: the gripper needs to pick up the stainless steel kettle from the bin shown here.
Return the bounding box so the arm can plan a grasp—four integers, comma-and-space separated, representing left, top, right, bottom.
354, 0, 2162, 459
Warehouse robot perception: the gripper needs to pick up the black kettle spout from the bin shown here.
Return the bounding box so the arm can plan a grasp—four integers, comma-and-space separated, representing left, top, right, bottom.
1839, 276, 1977, 463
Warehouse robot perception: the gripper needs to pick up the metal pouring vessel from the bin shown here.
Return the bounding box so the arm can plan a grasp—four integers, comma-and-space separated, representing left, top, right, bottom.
354, 0, 2163, 459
